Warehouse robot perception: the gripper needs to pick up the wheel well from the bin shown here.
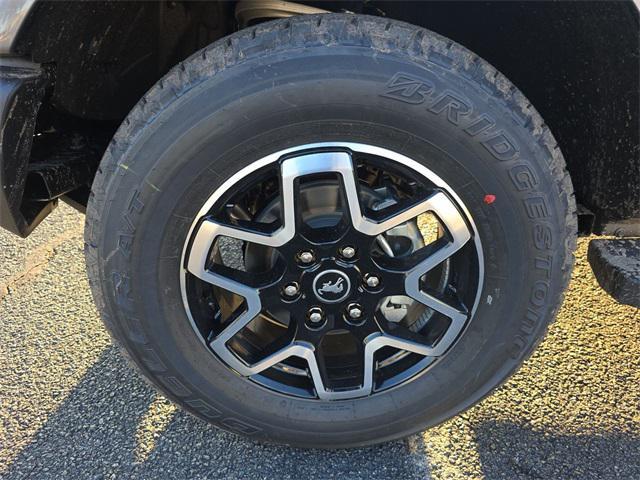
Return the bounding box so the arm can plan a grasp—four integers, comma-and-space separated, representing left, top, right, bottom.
13, 0, 640, 234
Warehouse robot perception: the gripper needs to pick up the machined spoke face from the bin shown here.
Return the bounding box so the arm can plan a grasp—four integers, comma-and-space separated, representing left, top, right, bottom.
181, 143, 483, 400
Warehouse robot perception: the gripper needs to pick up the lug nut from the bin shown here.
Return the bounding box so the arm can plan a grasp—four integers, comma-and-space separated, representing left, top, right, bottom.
364, 274, 381, 288
347, 304, 363, 319
298, 250, 315, 264
340, 246, 356, 259
282, 282, 299, 298
307, 307, 325, 324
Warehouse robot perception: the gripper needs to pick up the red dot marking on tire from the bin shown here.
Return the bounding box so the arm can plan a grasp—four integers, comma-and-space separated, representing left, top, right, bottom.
484, 194, 496, 205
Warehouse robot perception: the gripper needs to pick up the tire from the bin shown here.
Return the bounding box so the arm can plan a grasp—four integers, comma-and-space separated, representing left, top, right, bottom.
85, 14, 577, 448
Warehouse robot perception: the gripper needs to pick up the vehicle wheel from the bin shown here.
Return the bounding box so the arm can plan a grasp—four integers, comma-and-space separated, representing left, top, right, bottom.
85, 14, 576, 448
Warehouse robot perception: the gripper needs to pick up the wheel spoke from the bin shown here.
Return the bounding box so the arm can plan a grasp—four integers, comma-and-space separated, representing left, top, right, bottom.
402, 196, 466, 274
409, 191, 471, 272
305, 335, 377, 400
326, 326, 435, 399
210, 336, 367, 402
186, 219, 292, 283
375, 314, 441, 354
280, 149, 410, 239
214, 340, 312, 376
186, 222, 277, 376
343, 173, 450, 238
306, 313, 461, 399
415, 290, 467, 324
396, 191, 471, 354
187, 150, 355, 284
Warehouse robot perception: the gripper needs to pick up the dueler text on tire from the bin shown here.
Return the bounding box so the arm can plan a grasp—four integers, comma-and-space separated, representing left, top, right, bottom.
85, 14, 577, 448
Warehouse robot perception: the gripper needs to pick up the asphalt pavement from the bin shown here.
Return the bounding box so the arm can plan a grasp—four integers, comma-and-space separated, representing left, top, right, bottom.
1, 203, 638, 480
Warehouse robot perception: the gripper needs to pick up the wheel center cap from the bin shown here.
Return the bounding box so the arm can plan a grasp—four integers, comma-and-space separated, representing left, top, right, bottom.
312, 269, 351, 304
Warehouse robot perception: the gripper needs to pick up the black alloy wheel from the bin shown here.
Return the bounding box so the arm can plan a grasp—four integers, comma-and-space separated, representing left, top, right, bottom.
181, 143, 482, 400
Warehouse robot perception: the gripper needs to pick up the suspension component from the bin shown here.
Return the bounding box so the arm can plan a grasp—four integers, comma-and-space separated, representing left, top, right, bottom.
235, 0, 329, 27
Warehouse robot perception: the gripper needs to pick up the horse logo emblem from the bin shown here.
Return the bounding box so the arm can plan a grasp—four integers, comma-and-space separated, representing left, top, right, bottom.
318, 277, 345, 296
312, 270, 351, 303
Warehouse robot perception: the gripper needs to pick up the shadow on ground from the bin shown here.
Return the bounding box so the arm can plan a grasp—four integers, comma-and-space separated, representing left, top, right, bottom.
2, 347, 430, 480
473, 421, 640, 479
5, 346, 639, 479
